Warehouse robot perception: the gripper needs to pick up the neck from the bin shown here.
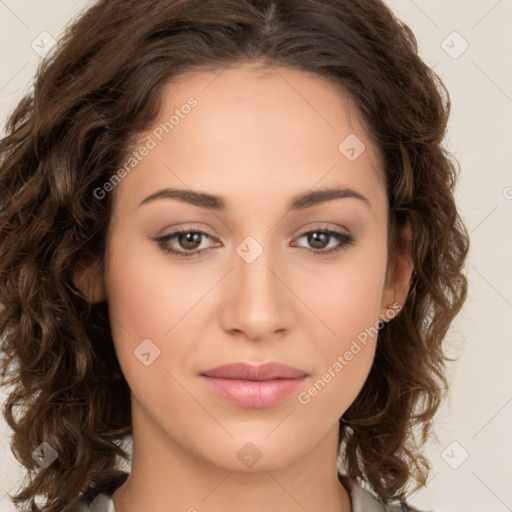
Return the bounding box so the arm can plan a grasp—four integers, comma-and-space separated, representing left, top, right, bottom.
111, 405, 352, 512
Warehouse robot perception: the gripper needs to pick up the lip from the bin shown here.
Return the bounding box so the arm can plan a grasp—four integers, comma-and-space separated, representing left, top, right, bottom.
200, 362, 309, 408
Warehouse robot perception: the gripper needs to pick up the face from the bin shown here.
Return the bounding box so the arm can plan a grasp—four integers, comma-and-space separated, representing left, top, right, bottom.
85, 63, 410, 473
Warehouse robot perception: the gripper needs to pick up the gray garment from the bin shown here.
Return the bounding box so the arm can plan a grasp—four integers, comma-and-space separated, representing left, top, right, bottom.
68, 473, 428, 512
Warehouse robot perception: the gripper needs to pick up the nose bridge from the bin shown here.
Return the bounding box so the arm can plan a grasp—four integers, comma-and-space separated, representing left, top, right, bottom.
236, 237, 276, 295
220, 233, 292, 340
235, 233, 283, 308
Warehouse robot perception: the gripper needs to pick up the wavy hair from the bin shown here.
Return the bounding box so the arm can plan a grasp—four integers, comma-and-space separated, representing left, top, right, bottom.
0, 0, 469, 510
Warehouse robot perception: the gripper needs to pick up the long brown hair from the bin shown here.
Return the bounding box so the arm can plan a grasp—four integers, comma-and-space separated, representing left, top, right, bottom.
0, 0, 469, 510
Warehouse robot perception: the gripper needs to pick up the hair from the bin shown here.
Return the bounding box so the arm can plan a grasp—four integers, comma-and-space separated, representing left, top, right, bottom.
0, 0, 470, 510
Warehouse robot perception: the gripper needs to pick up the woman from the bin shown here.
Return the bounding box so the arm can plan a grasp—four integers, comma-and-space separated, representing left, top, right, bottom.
0, 0, 469, 511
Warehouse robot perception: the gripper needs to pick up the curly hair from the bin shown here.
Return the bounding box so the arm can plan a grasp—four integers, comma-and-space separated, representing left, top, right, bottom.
0, 0, 469, 510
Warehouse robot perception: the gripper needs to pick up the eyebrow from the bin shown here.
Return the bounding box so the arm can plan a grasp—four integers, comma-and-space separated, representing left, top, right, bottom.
138, 186, 372, 211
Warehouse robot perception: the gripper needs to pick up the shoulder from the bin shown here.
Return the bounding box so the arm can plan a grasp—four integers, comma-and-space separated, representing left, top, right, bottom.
69, 492, 113, 512
70, 471, 129, 512
29, 471, 129, 512
352, 485, 427, 512
339, 473, 433, 512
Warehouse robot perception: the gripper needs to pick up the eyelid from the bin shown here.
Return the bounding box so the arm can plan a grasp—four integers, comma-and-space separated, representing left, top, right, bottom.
294, 223, 351, 238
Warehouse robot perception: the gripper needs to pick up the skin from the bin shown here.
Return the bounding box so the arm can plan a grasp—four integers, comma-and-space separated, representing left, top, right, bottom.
76, 62, 413, 512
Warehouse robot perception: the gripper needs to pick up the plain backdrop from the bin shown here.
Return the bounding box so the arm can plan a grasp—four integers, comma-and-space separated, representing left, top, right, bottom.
1, 1, 511, 511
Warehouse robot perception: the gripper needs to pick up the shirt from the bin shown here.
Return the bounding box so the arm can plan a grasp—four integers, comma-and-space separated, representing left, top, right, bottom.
61, 471, 428, 512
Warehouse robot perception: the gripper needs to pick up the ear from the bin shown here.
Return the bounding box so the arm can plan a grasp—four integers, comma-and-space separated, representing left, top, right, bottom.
73, 256, 107, 303
379, 222, 414, 323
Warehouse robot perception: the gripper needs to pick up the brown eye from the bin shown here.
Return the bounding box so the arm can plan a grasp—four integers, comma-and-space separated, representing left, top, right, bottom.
155, 229, 217, 259
177, 231, 203, 250
307, 231, 330, 250
292, 228, 355, 257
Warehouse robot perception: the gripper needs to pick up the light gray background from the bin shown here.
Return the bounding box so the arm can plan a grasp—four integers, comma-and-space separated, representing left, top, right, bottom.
1, 1, 511, 511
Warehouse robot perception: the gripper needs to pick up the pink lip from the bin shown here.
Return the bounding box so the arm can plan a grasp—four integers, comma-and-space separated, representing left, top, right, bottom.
200, 362, 309, 408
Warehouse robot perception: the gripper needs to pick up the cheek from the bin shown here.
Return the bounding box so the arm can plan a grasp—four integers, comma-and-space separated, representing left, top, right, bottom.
295, 243, 387, 409
103, 232, 208, 417
104, 228, 199, 379
105, 225, 208, 338
304, 244, 387, 347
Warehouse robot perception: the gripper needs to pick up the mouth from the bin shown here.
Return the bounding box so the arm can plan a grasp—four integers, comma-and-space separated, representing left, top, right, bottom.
199, 362, 309, 408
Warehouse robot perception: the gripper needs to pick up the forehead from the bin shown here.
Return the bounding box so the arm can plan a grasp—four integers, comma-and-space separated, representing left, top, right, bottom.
114, 63, 386, 215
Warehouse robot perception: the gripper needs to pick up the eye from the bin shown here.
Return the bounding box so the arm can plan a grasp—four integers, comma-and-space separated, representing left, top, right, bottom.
291, 227, 355, 257
154, 226, 355, 259
154, 228, 218, 259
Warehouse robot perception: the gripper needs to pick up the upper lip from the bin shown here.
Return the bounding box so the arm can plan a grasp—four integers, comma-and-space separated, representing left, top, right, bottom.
200, 362, 309, 381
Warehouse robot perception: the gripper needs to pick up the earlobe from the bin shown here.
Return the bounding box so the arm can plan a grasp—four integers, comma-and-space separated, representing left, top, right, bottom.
73, 257, 107, 303
379, 222, 414, 323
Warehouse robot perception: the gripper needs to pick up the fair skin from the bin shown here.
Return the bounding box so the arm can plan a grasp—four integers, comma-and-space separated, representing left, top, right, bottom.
76, 63, 413, 512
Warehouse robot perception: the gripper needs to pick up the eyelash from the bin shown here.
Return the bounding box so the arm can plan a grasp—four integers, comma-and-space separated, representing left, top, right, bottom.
154, 226, 355, 259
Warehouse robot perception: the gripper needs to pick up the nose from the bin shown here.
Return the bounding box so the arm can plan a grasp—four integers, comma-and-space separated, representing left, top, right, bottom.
219, 239, 294, 342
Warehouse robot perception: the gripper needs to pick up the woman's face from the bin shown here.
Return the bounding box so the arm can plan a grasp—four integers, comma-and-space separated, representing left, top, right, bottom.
90, 63, 409, 472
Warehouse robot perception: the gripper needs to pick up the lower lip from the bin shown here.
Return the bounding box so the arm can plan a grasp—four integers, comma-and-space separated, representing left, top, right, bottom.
200, 376, 307, 408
